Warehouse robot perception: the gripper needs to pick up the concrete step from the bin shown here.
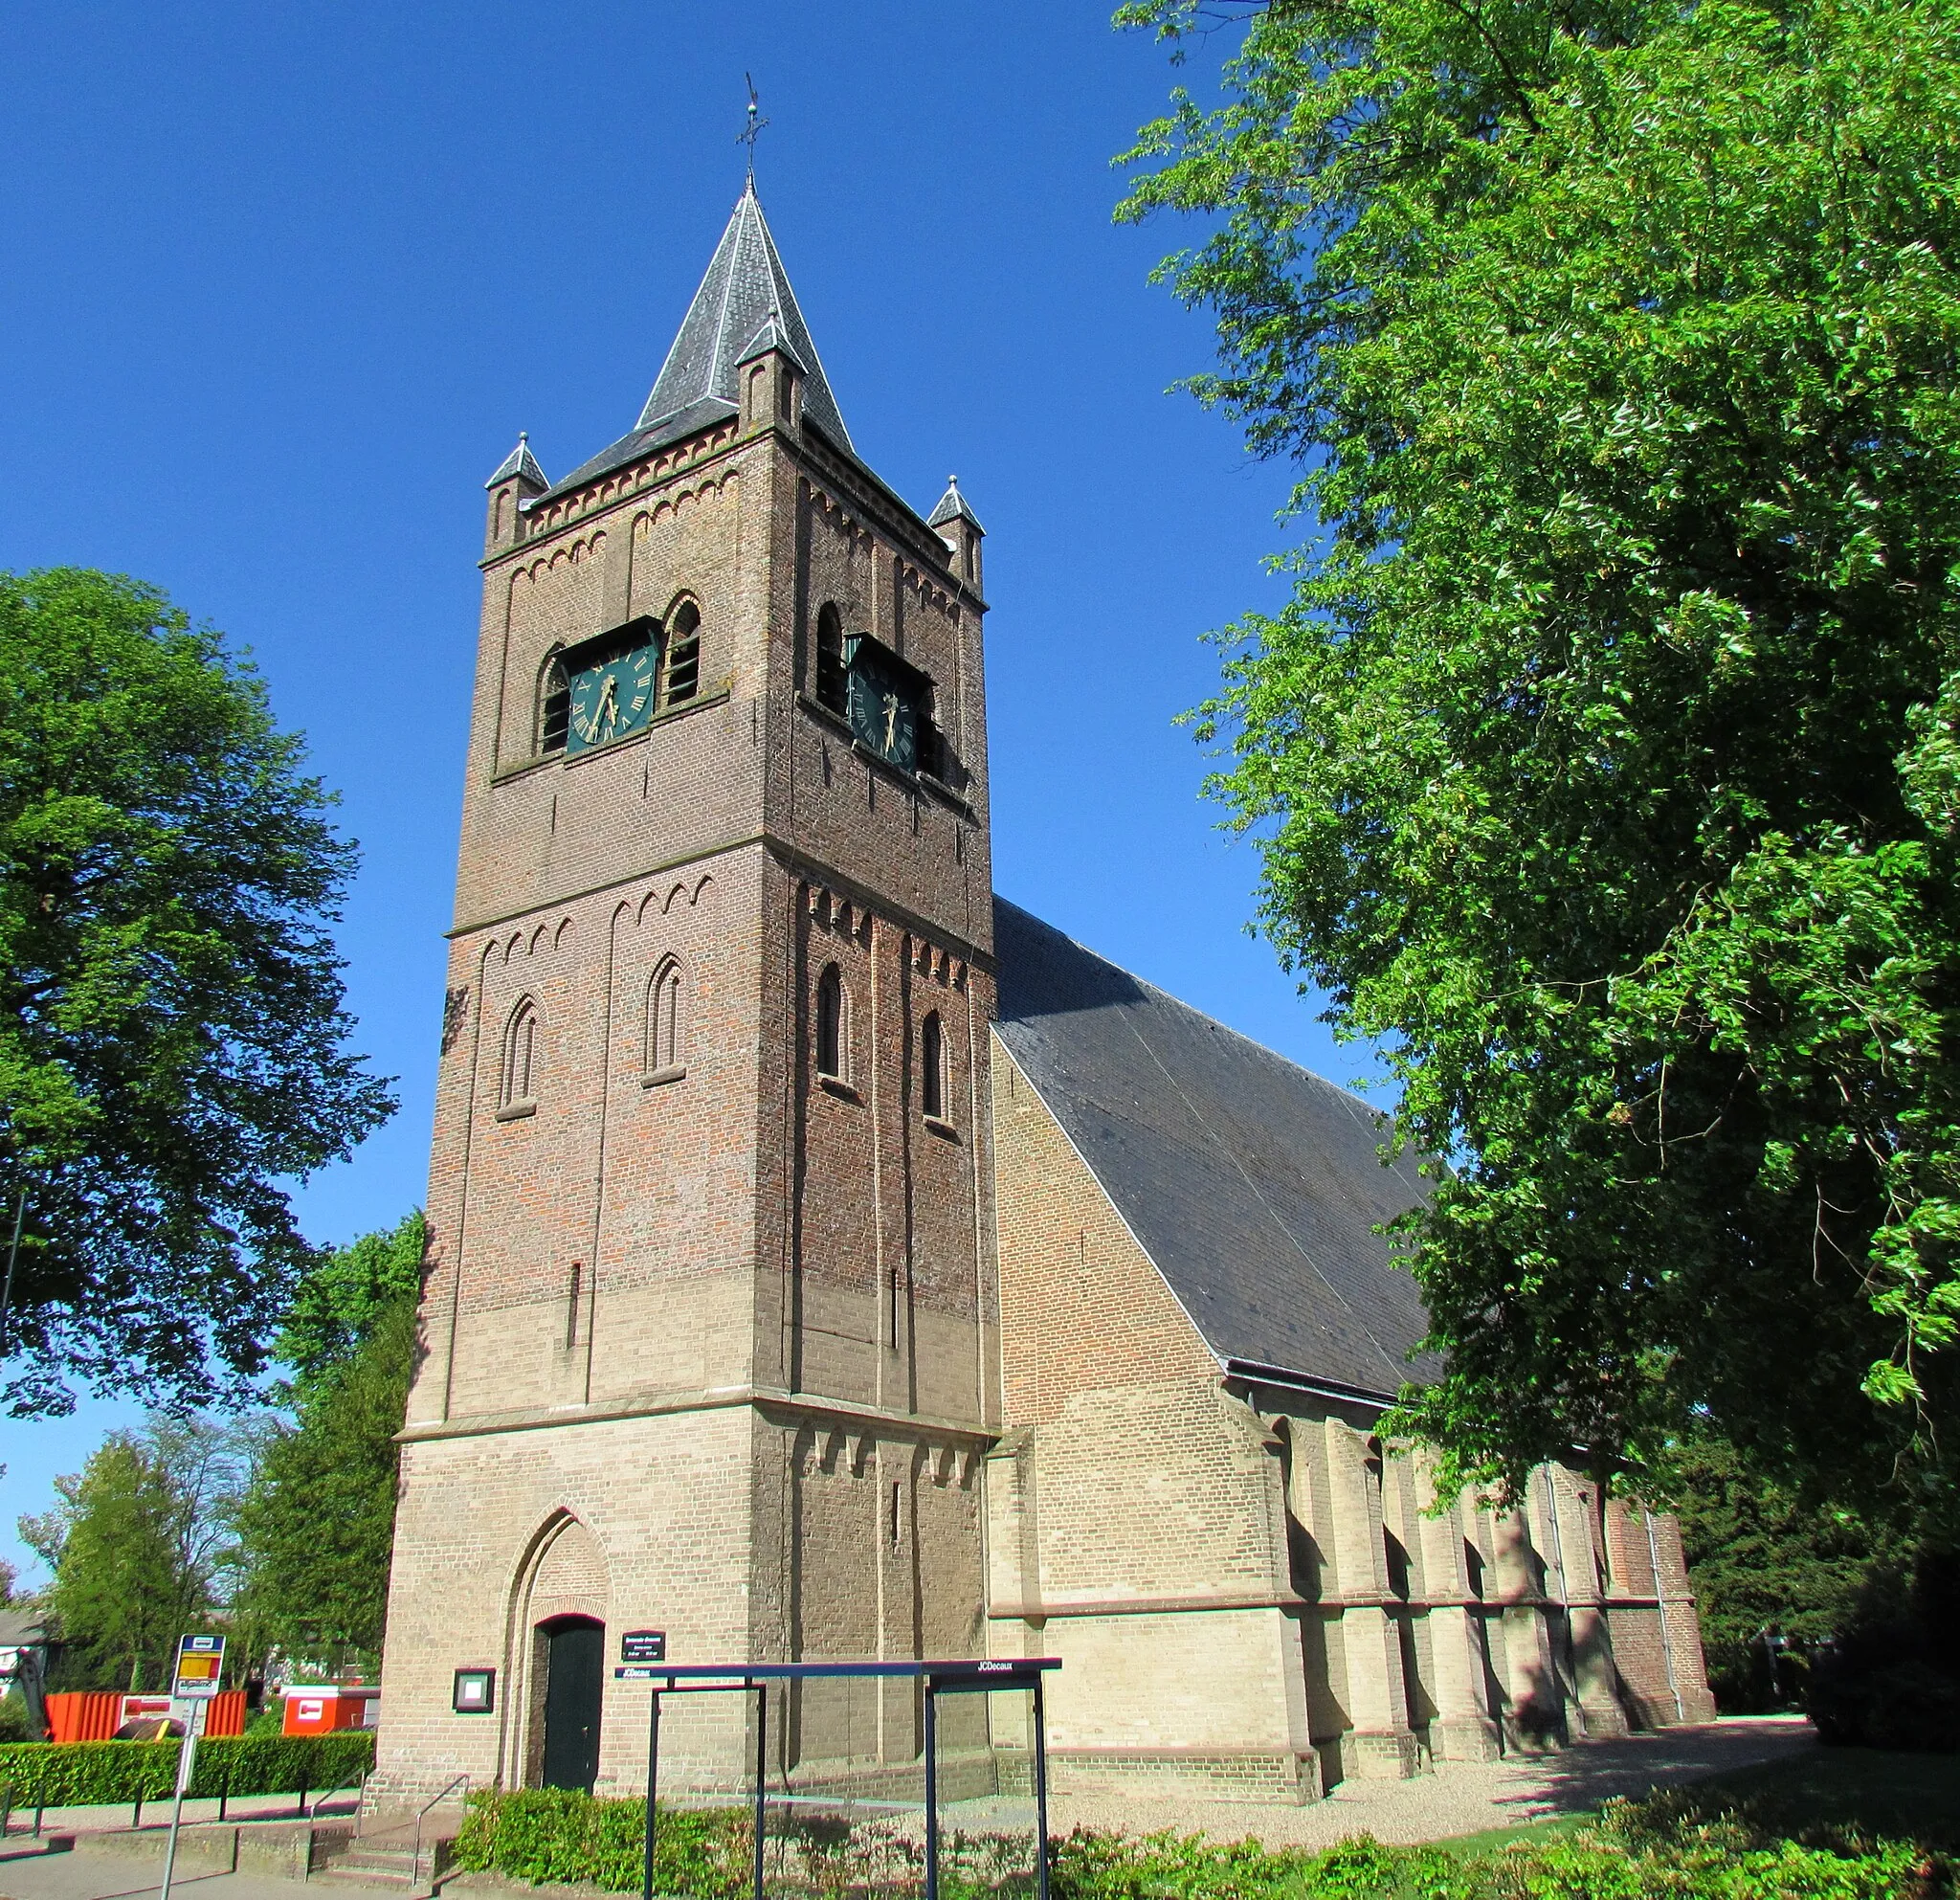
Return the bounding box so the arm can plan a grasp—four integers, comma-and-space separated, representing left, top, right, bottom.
313, 1856, 426, 1889
312, 1840, 432, 1889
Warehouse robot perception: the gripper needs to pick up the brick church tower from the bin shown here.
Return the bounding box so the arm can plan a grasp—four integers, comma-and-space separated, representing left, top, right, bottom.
376, 184, 998, 1799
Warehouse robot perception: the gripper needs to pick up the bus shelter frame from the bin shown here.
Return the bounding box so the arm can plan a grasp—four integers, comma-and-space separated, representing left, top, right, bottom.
612, 1658, 1060, 1900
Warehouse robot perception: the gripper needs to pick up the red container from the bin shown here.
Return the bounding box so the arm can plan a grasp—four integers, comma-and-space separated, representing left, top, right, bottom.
280, 1685, 377, 1735
44, 1685, 247, 1742
44, 1690, 121, 1742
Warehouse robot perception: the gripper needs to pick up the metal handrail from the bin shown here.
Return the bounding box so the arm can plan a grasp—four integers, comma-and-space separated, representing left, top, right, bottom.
305, 1767, 368, 1821
412, 1773, 469, 1884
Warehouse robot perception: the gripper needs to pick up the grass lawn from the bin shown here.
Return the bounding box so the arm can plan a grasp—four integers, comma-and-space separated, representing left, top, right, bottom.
1634, 1743, 1960, 1851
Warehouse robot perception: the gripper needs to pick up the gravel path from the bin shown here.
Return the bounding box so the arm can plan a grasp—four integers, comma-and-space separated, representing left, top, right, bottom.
1017, 1716, 1815, 1847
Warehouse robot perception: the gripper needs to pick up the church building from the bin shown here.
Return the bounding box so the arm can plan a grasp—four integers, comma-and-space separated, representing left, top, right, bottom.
375, 184, 1713, 1809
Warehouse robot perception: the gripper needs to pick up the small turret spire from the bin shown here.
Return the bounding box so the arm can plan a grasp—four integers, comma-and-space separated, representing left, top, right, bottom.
486, 431, 546, 491
928, 474, 985, 534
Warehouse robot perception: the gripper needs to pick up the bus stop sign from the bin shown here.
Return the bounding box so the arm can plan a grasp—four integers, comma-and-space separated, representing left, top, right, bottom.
172, 1634, 225, 1699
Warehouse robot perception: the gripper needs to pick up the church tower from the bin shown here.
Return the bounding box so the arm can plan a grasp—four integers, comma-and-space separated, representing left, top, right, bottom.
376, 186, 997, 1798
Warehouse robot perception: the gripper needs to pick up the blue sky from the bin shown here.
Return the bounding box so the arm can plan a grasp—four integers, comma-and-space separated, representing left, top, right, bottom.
0, 3, 1372, 1585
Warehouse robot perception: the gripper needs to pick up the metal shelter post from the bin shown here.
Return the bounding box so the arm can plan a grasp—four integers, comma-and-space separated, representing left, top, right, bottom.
923, 1678, 939, 1900
641, 1688, 661, 1900
1033, 1671, 1051, 1900
610, 1653, 1062, 1900
751, 1683, 767, 1900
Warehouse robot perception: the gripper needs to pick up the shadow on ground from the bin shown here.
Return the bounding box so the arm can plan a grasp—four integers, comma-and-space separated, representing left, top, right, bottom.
1483, 1716, 1815, 1821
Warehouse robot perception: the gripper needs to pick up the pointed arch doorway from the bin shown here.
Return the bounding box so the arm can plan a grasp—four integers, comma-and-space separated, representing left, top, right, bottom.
539, 1614, 605, 1791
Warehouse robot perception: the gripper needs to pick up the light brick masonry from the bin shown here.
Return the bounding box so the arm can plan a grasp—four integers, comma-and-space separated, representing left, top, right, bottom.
373, 189, 1713, 1809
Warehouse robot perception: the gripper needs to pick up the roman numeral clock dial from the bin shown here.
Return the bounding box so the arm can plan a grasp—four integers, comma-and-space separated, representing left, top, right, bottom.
567, 638, 656, 753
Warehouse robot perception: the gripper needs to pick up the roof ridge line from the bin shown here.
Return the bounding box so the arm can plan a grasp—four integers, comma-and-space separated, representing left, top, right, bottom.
704, 190, 750, 411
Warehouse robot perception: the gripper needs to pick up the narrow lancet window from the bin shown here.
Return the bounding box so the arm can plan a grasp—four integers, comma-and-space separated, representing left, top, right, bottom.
815, 604, 846, 714
921, 1011, 946, 1120
816, 964, 846, 1081
501, 998, 539, 1109
647, 957, 686, 1077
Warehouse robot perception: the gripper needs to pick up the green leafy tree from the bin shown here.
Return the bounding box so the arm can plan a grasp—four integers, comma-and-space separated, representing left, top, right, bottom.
29, 1416, 261, 1691
234, 1212, 424, 1667
1672, 1438, 1907, 1709
0, 567, 395, 1416
1118, 0, 1960, 1513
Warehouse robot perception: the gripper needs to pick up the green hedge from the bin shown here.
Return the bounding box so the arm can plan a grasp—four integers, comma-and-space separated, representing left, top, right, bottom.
0, 1732, 376, 1807
456, 1790, 753, 1898
451, 1787, 1938, 1900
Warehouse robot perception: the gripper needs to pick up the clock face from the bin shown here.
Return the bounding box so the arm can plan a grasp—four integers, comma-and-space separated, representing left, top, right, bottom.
567, 641, 657, 753
847, 656, 918, 773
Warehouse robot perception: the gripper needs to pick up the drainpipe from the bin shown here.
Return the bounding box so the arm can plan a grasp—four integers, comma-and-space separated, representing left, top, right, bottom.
1642, 1509, 1685, 1723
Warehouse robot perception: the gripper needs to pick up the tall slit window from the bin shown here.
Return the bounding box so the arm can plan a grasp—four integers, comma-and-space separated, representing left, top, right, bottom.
815, 604, 846, 714
921, 1011, 946, 1120
816, 964, 846, 1081
661, 601, 701, 708
501, 998, 539, 1110
538, 652, 570, 754
646, 957, 685, 1079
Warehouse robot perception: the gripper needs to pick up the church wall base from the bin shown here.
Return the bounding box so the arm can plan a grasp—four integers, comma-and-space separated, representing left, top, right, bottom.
1339, 1728, 1427, 1780
1046, 1747, 1322, 1806
1426, 1714, 1504, 1764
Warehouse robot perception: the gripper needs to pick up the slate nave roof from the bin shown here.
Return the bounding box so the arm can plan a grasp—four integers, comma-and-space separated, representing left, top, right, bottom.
993, 897, 1437, 1403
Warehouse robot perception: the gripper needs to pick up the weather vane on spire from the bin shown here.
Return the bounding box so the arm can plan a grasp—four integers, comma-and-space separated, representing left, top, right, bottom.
739, 75, 768, 181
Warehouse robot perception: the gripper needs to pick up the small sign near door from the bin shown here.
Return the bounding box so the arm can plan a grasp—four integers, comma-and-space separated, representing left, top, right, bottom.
620, 1629, 666, 1663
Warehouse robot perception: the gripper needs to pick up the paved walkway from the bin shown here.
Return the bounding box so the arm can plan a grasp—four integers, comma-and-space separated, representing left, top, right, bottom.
1035, 1716, 1816, 1847
0, 1798, 357, 1844
0, 1844, 396, 1900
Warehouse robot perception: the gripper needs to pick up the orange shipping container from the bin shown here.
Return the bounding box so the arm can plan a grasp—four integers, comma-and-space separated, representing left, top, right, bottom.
44, 1691, 121, 1742
44, 1686, 246, 1742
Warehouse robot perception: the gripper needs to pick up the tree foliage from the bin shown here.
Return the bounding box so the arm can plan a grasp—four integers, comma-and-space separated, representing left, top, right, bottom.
1671, 1438, 1907, 1710
234, 1211, 424, 1665
0, 568, 395, 1415
1119, 0, 1960, 1512
27, 1416, 261, 1692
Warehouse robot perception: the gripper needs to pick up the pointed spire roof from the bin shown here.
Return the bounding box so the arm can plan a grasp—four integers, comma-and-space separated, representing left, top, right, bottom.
486, 432, 546, 490
928, 474, 985, 534
636, 182, 853, 452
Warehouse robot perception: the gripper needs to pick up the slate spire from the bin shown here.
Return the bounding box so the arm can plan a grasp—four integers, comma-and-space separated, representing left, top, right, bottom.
927, 474, 984, 534
486, 431, 546, 491
636, 182, 853, 453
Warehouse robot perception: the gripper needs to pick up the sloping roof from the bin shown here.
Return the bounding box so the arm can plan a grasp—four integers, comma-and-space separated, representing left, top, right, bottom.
636, 182, 853, 453
927, 476, 985, 535
485, 433, 546, 491
526, 184, 856, 510
992, 897, 1436, 1401
0, 1606, 52, 1646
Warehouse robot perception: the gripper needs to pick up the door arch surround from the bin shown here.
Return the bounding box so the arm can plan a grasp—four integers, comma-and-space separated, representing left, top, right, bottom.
508, 1509, 612, 1790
